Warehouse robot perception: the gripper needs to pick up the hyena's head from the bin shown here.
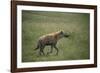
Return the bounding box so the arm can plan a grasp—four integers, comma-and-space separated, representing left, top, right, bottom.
59, 30, 69, 38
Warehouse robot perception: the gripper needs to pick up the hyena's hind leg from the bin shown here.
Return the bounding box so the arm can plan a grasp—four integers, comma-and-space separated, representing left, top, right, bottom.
39, 46, 45, 55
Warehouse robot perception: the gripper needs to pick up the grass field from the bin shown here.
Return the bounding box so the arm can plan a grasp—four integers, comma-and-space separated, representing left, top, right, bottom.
22, 10, 90, 62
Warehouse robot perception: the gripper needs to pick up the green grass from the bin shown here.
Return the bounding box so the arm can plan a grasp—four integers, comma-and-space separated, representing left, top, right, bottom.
22, 10, 90, 62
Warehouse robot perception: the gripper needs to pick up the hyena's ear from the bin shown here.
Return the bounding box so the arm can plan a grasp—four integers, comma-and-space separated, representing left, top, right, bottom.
60, 30, 63, 34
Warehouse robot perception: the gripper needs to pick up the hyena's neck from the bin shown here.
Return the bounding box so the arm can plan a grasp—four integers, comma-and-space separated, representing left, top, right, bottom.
54, 34, 62, 41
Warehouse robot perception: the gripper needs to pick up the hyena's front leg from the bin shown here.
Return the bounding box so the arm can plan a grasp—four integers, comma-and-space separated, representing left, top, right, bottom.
54, 45, 59, 55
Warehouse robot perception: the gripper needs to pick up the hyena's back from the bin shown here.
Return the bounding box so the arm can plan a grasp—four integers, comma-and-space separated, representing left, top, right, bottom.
35, 33, 57, 49
38, 34, 57, 46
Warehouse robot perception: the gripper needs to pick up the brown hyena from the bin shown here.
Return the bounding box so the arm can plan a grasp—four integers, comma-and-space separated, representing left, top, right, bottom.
34, 30, 69, 55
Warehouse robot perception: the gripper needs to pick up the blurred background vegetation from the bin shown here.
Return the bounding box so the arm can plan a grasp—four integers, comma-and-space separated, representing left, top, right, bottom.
22, 10, 90, 62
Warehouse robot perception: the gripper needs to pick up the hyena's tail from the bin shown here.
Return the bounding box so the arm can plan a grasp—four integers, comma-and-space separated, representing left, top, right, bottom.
34, 46, 39, 50
34, 44, 39, 50
34, 40, 41, 50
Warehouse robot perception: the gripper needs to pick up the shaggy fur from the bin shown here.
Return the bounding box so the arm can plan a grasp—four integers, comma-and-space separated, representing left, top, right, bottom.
34, 31, 69, 55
